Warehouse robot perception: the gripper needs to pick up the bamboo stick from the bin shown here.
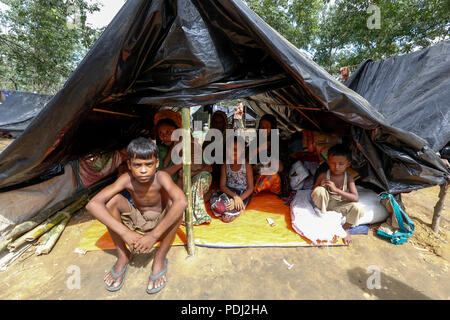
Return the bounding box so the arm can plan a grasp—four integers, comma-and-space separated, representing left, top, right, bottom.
7, 192, 91, 251
92, 108, 140, 118
432, 183, 448, 233
8, 209, 70, 251
35, 216, 70, 255
7, 192, 83, 241
0, 239, 12, 253
294, 106, 323, 111
0, 243, 33, 271
274, 91, 322, 131
182, 107, 195, 256
6, 175, 115, 241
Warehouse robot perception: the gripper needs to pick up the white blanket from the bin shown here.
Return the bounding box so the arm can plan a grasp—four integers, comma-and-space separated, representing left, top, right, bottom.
290, 190, 347, 244
290, 187, 389, 244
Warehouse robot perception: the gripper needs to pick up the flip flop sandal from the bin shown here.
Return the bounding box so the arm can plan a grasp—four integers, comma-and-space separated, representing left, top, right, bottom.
105, 263, 129, 292
146, 258, 168, 294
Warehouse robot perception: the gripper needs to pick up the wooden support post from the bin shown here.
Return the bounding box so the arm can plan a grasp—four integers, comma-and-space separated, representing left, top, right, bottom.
181, 107, 195, 256
432, 182, 448, 233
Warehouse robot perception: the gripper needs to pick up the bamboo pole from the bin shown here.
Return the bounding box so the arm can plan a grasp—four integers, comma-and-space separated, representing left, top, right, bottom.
0, 243, 34, 271
293, 106, 323, 111
6, 192, 85, 242
6, 175, 115, 241
182, 107, 195, 256
7, 196, 87, 251
35, 216, 70, 255
432, 183, 448, 233
0, 239, 12, 253
92, 108, 140, 118
273, 91, 322, 131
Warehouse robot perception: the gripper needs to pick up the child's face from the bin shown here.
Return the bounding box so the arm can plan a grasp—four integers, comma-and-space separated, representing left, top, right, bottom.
127, 155, 159, 183
328, 155, 350, 175
157, 123, 176, 146
211, 114, 226, 132
228, 142, 245, 163
259, 119, 271, 135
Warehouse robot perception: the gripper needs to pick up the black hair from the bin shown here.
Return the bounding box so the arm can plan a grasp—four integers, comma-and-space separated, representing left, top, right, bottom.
258, 114, 278, 130
328, 143, 351, 161
156, 118, 178, 129
127, 137, 158, 160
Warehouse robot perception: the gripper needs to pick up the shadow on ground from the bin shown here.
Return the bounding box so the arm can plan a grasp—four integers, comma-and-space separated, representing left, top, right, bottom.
347, 267, 432, 300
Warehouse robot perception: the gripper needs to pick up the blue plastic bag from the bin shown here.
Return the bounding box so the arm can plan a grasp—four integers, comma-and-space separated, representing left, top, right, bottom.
377, 193, 415, 245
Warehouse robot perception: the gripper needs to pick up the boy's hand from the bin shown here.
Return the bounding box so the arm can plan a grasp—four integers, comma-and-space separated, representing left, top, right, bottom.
322, 179, 338, 193
133, 232, 158, 254
123, 230, 143, 252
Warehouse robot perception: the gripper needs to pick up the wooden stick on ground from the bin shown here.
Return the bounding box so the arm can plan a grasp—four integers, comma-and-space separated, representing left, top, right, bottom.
35, 216, 71, 255
6, 175, 115, 242
432, 182, 448, 233
7, 196, 87, 251
0, 239, 12, 253
6, 193, 86, 242
0, 242, 34, 271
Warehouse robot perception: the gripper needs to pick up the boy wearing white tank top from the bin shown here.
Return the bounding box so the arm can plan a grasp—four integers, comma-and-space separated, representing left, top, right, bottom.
311, 144, 364, 244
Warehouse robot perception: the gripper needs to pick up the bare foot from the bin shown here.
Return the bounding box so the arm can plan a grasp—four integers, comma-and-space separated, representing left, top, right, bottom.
343, 230, 353, 245
104, 253, 131, 289
147, 257, 168, 293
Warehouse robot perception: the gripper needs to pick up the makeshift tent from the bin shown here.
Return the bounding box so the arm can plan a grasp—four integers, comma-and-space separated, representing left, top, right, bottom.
0, 0, 448, 198
345, 40, 450, 153
0, 92, 52, 137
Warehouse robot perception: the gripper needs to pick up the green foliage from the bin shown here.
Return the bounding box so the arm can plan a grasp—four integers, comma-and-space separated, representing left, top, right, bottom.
245, 0, 449, 77
313, 0, 450, 75
244, 0, 326, 50
0, 0, 102, 94
0, 0, 448, 93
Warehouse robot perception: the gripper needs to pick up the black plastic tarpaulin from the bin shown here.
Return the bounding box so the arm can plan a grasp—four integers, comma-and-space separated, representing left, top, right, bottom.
0, 0, 448, 193
346, 40, 450, 153
0, 92, 52, 133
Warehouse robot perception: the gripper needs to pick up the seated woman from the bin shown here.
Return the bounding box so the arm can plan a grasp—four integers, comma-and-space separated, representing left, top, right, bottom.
251, 114, 283, 195
154, 110, 212, 225
210, 138, 253, 223
202, 110, 228, 202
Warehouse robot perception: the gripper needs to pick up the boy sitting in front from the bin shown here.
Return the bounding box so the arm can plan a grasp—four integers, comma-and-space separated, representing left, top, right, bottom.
311, 144, 364, 245
86, 137, 187, 294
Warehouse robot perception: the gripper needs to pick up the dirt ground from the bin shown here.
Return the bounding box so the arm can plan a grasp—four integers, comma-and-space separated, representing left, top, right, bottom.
0, 138, 449, 300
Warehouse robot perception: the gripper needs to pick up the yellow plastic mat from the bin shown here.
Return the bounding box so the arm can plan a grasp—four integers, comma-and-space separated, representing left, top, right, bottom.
76, 193, 344, 251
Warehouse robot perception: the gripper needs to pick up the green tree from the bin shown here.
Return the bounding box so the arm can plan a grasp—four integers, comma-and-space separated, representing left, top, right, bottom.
312, 0, 450, 76
244, 0, 326, 51
0, 0, 101, 94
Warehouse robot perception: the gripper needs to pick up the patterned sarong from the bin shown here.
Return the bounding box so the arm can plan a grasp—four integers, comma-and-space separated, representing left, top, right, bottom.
254, 173, 281, 195
189, 171, 212, 225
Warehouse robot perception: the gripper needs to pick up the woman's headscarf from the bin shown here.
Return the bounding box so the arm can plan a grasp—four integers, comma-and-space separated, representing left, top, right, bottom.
154, 109, 182, 129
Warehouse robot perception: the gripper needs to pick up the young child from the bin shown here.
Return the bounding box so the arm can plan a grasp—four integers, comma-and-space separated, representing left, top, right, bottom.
311, 144, 364, 244
86, 137, 187, 294
210, 138, 254, 222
